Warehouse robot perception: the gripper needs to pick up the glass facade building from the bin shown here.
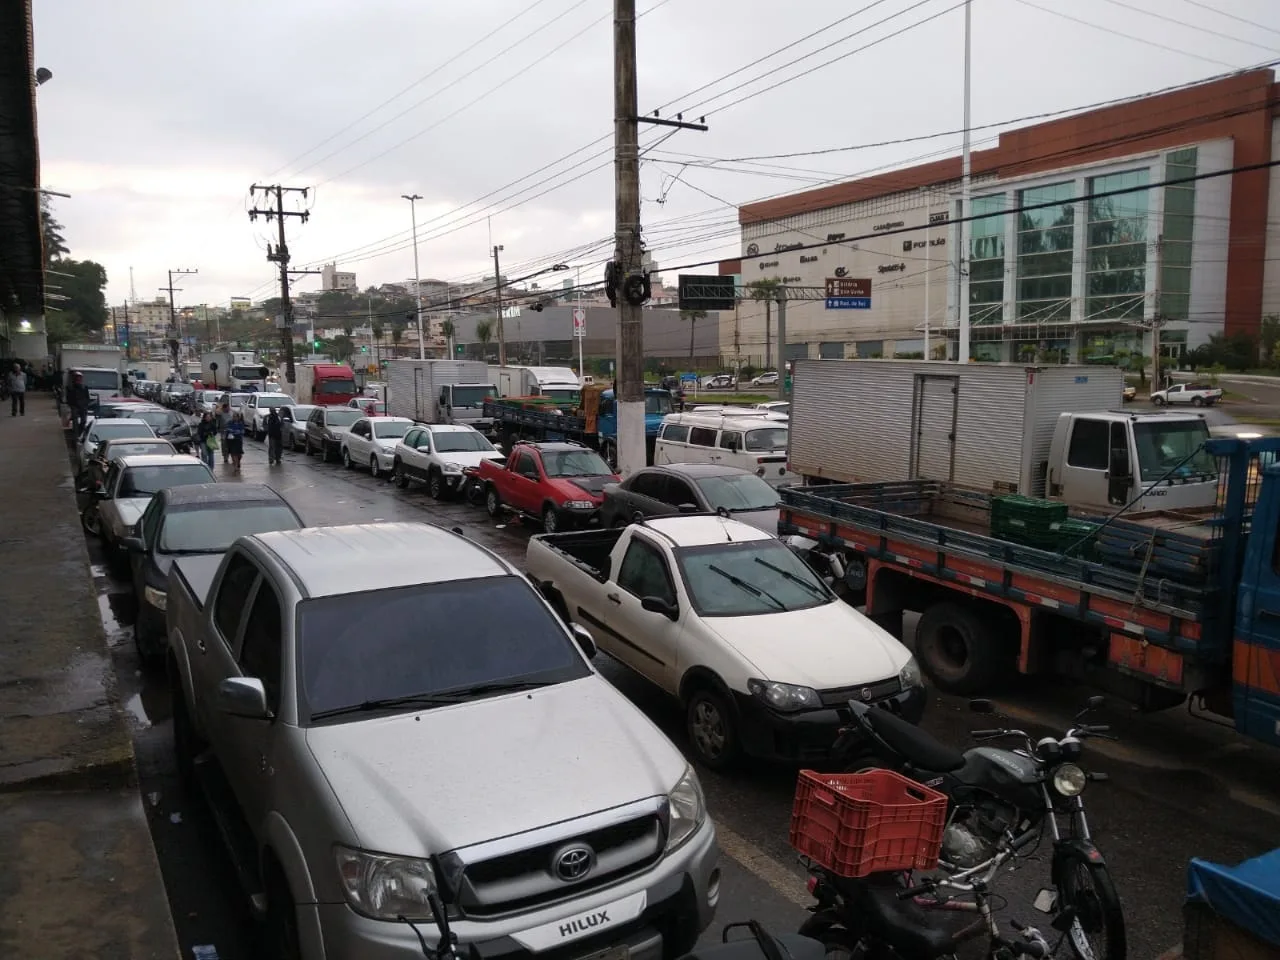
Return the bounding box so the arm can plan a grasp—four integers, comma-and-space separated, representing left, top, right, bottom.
1085, 169, 1149, 321
1015, 182, 1076, 321
1161, 148, 1198, 322
968, 195, 1007, 325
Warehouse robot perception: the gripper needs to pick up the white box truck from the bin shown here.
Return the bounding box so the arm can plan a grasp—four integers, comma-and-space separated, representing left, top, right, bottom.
788, 360, 1223, 512
487, 364, 582, 404
201, 350, 268, 391
386, 359, 497, 433
56, 343, 124, 402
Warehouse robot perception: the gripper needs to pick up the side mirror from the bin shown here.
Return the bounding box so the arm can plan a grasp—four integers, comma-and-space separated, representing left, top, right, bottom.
969, 698, 995, 714
641, 595, 679, 621
571, 624, 597, 659
121, 536, 145, 553
1109, 448, 1132, 479
216, 677, 270, 719
677, 503, 699, 513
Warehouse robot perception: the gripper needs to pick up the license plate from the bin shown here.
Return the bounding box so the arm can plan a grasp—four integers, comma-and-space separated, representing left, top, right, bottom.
579, 946, 629, 960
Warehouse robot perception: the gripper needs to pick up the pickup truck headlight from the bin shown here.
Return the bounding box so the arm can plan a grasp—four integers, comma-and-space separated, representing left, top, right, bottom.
144, 586, 167, 611
562, 499, 595, 509
335, 845, 437, 921
665, 767, 706, 852
898, 656, 922, 690
747, 679, 822, 712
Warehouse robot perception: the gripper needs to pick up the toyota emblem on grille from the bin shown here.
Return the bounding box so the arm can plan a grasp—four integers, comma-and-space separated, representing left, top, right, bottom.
861, 688, 873, 701
553, 843, 595, 882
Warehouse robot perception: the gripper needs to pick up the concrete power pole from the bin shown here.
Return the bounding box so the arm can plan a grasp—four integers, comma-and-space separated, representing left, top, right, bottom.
403, 194, 426, 359
249, 184, 310, 385
165, 268, 197, 374
493, 244, 505, 365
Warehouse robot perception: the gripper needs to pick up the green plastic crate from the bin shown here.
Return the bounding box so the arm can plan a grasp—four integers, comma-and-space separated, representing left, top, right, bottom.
1054, 518, 1101, 560
990, 495, 1068, 546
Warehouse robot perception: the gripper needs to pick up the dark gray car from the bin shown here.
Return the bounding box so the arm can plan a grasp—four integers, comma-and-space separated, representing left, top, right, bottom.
600, 462, 781, 533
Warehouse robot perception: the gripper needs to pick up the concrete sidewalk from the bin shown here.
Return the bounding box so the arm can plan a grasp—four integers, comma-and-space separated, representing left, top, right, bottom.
0, 396, 178, 958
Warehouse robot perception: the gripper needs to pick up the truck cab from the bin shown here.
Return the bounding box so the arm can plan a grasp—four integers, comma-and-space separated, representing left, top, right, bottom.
439, 382, 498, 433
1047, 410, 1218, 512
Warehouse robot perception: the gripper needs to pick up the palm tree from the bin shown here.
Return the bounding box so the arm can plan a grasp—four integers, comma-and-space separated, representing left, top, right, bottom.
679, 309, 706, 367
475, 319, 494, 360
440, 319, 456, 357
747, 278, 781, 373
370, 320, 384, 364
390, 321, 404, 357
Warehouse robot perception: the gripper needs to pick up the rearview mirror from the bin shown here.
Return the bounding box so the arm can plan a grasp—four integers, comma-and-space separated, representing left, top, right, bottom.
571, 624, 597, 659
121, 536, 145, 553
641, 595, 679, 621
216, 677, 270, 720
969, 699, 995, 714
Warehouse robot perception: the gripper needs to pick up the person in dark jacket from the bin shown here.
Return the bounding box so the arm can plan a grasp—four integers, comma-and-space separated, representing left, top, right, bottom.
265, 408, 284, 465
226, 410, 246, 473
215, 402, 231, 464
67, 372, 92, 433
195, 412, 218, 470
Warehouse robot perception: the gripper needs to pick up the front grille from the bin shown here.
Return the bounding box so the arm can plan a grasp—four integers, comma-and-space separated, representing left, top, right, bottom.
819, 676, 901, 707
451, 808, 665, 918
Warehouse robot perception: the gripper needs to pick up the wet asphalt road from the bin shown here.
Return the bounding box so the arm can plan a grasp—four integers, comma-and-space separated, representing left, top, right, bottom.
82, 425, 1280, 960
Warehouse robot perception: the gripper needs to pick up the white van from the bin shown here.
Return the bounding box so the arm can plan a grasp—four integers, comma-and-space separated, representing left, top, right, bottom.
655, 410, 796, 487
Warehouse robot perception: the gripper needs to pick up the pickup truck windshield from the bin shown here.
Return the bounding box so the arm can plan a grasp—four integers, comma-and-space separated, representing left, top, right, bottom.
158, 503, 301, 553
1133, 420, 1217, 482
78, 370, 121, 390
451, 385, 497, 408
319, 379, 358, 396
675, 540, 831, 616
745, 427, 788, 452
297, 576, 590, 723
694, 474, 781, 511
646, 394, 674, 415
433, 432, 494, 453
543, 450, 613, 477
231, 366, 266, 380
119, 464, 214, 497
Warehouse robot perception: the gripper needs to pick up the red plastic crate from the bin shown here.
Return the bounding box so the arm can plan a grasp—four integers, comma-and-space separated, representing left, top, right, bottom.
789, 769, 946, 878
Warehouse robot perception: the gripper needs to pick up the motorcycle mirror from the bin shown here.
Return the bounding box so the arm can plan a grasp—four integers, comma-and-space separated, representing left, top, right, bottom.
969, 699, 995, 714
1075, 695, 1106, 719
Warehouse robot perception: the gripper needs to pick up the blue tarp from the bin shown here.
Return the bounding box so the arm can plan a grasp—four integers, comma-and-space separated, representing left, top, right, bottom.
1187, 848, 1280, 947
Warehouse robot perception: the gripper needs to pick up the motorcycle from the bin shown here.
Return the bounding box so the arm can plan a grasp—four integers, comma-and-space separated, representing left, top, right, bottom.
784, 535, 866, 605
825, 696, 1126, 960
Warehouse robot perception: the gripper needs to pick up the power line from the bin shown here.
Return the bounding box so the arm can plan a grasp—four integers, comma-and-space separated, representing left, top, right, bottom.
1092, 0, 1280, 54
1172, 0, 1280, 40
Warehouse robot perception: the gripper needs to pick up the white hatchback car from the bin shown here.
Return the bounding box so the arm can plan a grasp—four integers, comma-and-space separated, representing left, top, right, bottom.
341, 416, 414, 478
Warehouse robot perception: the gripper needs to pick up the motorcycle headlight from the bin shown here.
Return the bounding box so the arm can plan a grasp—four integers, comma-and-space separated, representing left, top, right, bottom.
747, 678, 822, 712
666, 767, 706, 852
1052, 763, 1087, 798
335, 846, 437, 921
898, 656, 923, 690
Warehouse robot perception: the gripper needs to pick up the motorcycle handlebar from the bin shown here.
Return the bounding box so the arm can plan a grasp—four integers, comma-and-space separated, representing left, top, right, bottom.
971, 729, 1003, 738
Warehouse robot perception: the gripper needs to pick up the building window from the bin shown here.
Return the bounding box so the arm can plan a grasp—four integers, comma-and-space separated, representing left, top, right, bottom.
969, 194, 1007, 326
1085, 169, 1149, 321
1160, 148, 1197, 322
1016, 182, 1076, 322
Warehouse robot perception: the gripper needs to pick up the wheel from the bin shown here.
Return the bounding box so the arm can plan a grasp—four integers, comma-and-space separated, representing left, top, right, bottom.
542, 504, 560, 533
133, 602, 164, 666
263, 864, 303, 960
304, 437, 315, 457
485, 485, 502, 519
322, 441, 335, 463
81, 503, 101, 536
292, 434, 302, 452
369, 456, 381, 479
393, 459, 410, 489
428, 469, 445, 500
1055, 847, 1127, 960
685, 685, 739, 770
1152, 395, 1166, 406
171, 681, 206, 791
915, 601, 1011, 694
342, 447, 353, 469
1191, 395, 1204, 407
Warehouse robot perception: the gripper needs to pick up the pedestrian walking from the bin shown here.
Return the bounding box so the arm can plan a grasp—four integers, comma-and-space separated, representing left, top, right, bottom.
6, 363, 27, 417
265, 408, 284, 465
215, 402, 231, 464
67, 372, 91, 434
226, 411, 246, 473
196, 412, 218, 470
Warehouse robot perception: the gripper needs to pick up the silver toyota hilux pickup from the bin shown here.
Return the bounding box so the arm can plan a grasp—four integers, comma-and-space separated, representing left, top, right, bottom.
165, 521, 719, 960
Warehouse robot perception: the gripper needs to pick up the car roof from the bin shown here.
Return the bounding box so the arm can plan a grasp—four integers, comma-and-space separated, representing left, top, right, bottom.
101, 437, 173, 449
253, 522, 510, 598
90, 418, 150, 428
662, 411, 789, 426
640, 514, 775, 546
517, 441, 592, 453
636, 463, 753, 479
366, 415, 412, 423
162, 483, 284, 506
253, 392, 293, 399
116, 453, 205, 468
423, 423, 478, 433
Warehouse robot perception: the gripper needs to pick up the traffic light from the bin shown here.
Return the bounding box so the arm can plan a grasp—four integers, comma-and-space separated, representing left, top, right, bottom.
313, 340, 320, 349
456, 344, 464, 355
361, 345, 368, 353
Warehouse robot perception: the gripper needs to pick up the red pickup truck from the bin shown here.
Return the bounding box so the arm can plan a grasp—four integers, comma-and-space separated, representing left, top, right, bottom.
478, 441, 619, 534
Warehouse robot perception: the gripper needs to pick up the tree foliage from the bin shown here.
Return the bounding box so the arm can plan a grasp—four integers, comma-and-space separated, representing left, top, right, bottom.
41, 199, 110, 345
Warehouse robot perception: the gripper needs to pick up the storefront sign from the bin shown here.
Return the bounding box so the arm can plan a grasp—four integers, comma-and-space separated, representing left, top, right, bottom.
834, 266, 849, 278
902, 238, 947, 252
825, 277, 871, 298
745, 243, 760, 256
775, 242, 805, 252
929, 211, 950, 224
873, 220, 905, 232
759, 260, 779, 269
826, 232, 846, 242
877, 263, 906, 274
800, 255, 818, 264
782, 276, 802, 283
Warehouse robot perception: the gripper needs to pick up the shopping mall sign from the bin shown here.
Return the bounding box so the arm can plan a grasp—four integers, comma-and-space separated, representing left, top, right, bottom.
825, 277, 871, 309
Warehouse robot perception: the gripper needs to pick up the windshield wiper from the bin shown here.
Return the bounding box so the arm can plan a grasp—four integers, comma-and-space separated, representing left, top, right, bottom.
708, 564, 785, 610
309, 681, 553, 721
753, 556, 827, 599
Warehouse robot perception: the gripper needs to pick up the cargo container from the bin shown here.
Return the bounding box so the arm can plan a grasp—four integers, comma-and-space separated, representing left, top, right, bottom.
386, 359, 496, 433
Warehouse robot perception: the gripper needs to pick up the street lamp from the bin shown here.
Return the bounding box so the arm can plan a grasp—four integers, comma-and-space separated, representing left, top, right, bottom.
402, 194, 425, 359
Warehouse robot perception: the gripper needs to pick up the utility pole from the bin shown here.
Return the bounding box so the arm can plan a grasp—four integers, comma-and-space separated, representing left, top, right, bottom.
121, 302, 131, 360
775, 291, 788, 401
1151, 234, 1166, 390
164, 268, 197, 376
493, 244, 506, 365
956, 0, 973, 364
249, 184, 310, 384
403, 194, 426, 359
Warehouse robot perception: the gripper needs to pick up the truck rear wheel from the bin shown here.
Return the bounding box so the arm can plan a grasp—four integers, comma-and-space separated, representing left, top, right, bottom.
915, 602, 1012, 695
485, 485, 502, 519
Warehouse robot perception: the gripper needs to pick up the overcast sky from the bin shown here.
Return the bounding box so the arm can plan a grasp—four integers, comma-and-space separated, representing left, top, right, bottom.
33, 0, 1280, 310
